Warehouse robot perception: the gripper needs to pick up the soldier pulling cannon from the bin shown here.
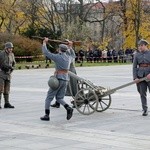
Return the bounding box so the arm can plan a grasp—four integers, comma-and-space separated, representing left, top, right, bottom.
67, 71, 149, 115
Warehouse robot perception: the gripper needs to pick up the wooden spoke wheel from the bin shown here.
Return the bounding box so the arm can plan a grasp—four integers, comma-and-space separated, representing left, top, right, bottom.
96, 95, 111, 112
74, 88, 99, 115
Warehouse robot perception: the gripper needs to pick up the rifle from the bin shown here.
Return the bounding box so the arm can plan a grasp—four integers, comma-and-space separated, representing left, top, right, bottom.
32, 36, 82, 46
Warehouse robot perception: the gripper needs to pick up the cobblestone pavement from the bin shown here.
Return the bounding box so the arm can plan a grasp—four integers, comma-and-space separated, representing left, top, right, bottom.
0, 65, 150, 150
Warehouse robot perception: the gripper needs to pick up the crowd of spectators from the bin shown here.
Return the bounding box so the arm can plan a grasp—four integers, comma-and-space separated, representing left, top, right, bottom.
75, 48, 136, 63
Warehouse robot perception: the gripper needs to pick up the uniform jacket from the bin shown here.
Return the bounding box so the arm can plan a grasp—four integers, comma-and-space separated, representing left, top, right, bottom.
133, 50, 150, 79
42, 44, 72, 81
0, 50, 16, 80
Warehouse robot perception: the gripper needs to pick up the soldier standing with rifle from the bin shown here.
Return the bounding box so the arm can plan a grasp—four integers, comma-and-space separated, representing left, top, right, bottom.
0, 42, 16, 109
40, 37, 73, 121
133, 39, 150, 116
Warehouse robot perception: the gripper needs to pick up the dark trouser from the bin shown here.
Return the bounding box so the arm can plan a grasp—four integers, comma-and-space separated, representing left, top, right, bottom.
137, 81, 150, 111
0, 78, 10, 105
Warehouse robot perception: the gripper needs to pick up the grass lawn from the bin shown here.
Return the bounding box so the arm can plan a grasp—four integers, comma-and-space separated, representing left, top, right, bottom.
15, 61, 132, 70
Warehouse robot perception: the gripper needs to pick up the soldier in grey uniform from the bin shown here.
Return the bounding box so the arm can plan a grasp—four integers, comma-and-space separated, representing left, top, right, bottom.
133, 39, 150, 116
0, 42, 16, 109
51, 39, 78, 108
40, 37, 73, 121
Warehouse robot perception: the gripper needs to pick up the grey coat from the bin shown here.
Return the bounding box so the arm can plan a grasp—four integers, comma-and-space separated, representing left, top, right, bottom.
133, 50, 150, 79
66, 48, 78, 97
42, 45, 72, 81
0, 50, 16, 80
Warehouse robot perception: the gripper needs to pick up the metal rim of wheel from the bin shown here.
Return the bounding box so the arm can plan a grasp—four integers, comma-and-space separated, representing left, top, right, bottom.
96, 95, 111, 112
74, 88, 99, 115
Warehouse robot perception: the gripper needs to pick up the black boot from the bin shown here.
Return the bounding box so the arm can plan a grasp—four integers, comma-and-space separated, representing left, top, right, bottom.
142, 110, 148, 116
4, 103, 15, 108
4, 94, 14, 108
51, 101, 60, 108
64, 104, 73, 120
40, 109, 50, 121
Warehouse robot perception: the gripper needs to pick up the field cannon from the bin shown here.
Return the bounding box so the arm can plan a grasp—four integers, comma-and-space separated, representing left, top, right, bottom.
68, 71, 148, 115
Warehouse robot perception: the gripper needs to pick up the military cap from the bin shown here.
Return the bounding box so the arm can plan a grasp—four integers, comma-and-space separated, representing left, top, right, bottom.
59, 44, 68, 52
138, 39, 149, 45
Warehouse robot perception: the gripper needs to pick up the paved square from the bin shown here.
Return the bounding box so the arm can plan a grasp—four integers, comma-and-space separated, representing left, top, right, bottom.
0, 65, 150, 150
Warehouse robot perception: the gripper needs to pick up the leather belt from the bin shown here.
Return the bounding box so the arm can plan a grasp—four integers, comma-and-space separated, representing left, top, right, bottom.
55, 69, 68, 74
139, 64, 150, 67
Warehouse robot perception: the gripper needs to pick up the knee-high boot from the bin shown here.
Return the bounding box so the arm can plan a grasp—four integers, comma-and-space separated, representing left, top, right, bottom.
64, 104, 73, 120
4, 94, 9, 103
4, 94, 14, 108
40, 109, 50, 121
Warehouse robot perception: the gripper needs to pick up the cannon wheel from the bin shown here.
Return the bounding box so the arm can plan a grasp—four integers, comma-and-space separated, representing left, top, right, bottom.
96, 95, 112, 112
74, 88, 99, 115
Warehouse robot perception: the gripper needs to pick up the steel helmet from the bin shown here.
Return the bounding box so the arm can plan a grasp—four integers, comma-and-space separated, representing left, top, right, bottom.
5, 42, 14, 49
48, 76, 59, 90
